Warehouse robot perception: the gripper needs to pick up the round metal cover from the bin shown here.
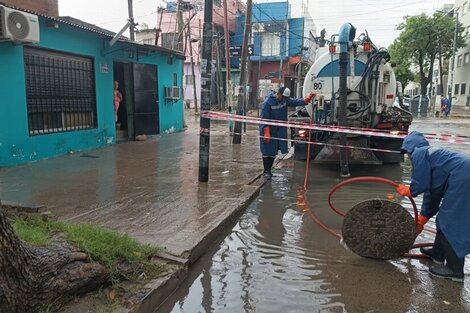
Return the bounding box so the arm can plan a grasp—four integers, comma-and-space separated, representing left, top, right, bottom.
342, 199, 416, 260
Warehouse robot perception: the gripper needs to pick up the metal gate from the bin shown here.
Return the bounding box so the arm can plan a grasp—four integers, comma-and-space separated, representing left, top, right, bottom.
24, 47, 97, 135
133, 63, 159, 136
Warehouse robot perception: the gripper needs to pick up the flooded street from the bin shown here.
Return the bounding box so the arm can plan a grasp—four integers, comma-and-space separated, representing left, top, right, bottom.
158, 119, 470, 313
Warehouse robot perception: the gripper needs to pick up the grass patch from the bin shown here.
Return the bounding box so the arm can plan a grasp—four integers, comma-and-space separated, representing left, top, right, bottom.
12, 217, 166, 281
64, 223, 157, 269
12, 218, 51, 246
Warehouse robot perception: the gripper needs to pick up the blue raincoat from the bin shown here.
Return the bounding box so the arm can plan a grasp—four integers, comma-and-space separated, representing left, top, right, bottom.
401, 131, 470, 258
259, 92, 306, 156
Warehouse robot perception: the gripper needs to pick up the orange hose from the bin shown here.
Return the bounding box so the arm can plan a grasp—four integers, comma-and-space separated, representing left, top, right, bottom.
301, 174, 436, 259
327, 176, 419, 224
303, 115, 314, 189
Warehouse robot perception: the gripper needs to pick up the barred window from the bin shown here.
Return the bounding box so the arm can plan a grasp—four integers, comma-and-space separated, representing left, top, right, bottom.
24, 47, 97, 135
261, 32, 280, 56
255, 22, 286, 57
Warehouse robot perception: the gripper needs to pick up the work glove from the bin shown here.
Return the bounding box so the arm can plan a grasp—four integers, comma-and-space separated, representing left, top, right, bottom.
263, 127, 271, 143
304, 92, 316, 103
416, 214, 429, 235
395, 184, 411, 198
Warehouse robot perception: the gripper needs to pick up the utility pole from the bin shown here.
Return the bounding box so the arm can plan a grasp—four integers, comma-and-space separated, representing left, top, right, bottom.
127, 0, 135, 41
223, 0, 233, 111
215, 36, 224, 109
187, 14, 199, 113
296, 21, 305, 98
198, 0, 214, 182
176, 0, 184, 51
448, 10, 459, 107
155, 7, 163, 45
257, 5, 262, 116
233, 0, 253, 144
244, 29, 254, 132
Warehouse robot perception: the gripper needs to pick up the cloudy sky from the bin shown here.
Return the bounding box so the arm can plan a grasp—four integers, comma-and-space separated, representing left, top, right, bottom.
59, 0, 454, 47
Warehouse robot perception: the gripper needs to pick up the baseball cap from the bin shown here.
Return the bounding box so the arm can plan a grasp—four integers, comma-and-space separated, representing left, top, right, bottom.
278, 87, 291, 98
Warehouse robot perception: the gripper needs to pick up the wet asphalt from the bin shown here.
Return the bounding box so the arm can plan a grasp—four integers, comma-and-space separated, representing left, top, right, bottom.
2, 112, 470, 312
158, 118, 470, 313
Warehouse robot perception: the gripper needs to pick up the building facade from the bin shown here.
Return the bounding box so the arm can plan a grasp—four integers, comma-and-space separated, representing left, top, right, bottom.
233, 1, 316, 104
136, 0, 244, 109
0, 4, 184, 167
1, 0, 58, 16
451, 0, 470, 107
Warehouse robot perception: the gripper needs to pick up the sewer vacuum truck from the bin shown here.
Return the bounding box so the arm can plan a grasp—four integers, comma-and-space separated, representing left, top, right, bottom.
292, 23, 412, 176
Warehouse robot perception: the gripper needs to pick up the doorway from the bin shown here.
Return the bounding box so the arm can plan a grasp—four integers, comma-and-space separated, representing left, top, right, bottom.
113, 61, 160, 141
133, 63, 159, 136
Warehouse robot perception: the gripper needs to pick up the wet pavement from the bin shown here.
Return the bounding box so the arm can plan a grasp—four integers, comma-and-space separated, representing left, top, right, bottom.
2, 113, 470, 312
0, 112, 263, 257
158, 118, 470, 313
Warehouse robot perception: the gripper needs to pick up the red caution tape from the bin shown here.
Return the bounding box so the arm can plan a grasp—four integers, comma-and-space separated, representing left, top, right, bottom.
203, 111, 470, 146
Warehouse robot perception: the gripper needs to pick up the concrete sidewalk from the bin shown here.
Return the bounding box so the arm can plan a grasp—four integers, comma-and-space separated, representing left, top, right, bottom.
449, 105, 470, 119
0, 111, 264, 262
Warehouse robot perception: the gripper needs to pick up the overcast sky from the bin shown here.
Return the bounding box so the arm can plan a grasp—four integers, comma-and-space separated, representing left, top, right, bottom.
59, 0, 454, 47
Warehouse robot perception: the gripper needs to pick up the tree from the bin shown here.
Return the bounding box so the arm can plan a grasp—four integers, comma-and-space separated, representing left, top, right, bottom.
389, 39, 414, 88
0, 209, 108, 312
389, 13, 465, 96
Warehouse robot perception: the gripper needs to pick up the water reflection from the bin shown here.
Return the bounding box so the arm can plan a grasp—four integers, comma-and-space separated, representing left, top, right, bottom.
162, 159, 470, 313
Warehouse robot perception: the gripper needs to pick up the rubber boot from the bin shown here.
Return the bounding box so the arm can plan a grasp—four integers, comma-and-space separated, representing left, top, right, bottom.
429, 232, 465, 283
262, 156, 274, 178
420, 231, 445, 264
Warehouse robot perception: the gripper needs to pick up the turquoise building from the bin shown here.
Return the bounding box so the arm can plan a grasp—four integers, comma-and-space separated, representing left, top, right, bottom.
0, 5, 185, 167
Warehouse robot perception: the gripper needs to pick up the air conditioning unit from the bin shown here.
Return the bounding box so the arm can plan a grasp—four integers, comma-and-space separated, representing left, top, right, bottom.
0, 5, 40, 43
164, 86, 180, 100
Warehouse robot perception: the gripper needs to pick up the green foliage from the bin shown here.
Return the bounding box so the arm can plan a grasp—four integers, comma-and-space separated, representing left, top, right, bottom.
388, 40, 414, 87
388, 12, 466, 94
64, 223, 157, 269
12, 217, 61, 246
12, 217, 165, 279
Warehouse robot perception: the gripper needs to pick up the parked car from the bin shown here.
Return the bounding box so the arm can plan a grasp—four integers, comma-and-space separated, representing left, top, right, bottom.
393, 97, 411, 110
402, 97, 411, 109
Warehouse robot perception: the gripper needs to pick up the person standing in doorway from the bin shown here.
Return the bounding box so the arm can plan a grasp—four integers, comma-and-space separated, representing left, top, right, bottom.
260, 87, 315, 178
114, 81, 123, 124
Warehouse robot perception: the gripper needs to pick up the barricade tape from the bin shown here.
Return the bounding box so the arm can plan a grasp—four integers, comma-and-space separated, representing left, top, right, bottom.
207, 129, 401, 154
202, 111, 470, 145
206, 111, 408, 136
205, 111, 406, 136
209, 111, 470, 140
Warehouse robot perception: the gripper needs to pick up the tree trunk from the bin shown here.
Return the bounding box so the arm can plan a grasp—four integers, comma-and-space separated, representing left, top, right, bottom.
418, 53, 429, 96
0, 209, 108, 312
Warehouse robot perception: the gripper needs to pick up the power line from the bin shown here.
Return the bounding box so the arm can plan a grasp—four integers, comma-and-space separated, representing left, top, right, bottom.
310, 0, 433, 21
96, 10, 159, 25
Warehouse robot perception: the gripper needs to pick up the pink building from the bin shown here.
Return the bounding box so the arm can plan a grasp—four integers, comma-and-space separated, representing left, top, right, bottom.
136, 0, 244, 108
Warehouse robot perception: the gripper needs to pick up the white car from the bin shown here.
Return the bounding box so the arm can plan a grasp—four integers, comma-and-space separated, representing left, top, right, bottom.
393, 97, 410, 110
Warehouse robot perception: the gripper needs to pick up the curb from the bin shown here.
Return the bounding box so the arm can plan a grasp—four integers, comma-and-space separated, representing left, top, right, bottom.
128, 174, 268, 313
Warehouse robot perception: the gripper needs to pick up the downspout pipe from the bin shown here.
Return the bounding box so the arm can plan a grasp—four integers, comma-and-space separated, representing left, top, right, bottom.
338, 23, 355, 178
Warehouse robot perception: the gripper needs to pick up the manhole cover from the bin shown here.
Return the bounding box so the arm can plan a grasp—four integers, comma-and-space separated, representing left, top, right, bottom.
342, 199, 416, 260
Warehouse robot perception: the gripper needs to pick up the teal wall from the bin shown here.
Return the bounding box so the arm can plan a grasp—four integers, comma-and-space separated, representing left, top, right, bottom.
0, 18, 183, 167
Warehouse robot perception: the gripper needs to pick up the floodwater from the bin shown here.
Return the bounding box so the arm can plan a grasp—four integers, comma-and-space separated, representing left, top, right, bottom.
158, 120, 470, 313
